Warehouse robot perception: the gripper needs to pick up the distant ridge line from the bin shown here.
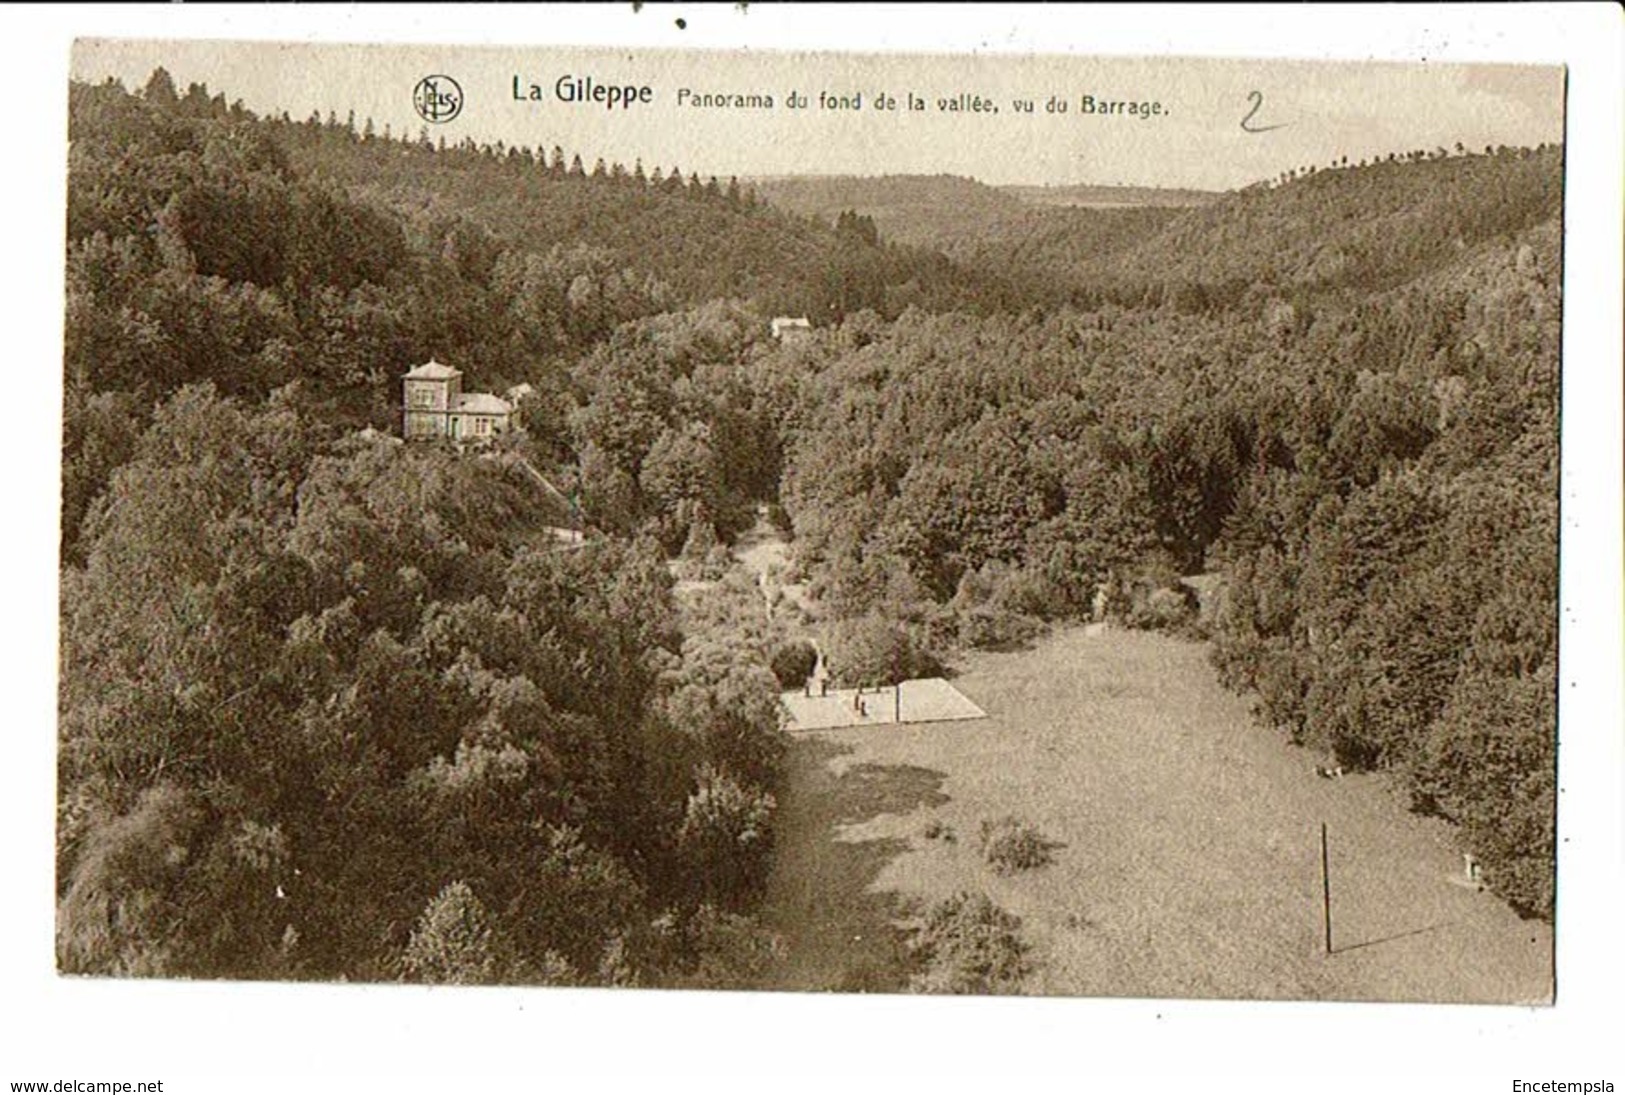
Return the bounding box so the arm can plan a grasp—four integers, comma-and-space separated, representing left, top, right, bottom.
746, 172, 1223, 207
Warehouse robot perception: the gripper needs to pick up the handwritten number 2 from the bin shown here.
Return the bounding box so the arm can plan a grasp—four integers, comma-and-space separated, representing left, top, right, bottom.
1242, 90, 1287, 134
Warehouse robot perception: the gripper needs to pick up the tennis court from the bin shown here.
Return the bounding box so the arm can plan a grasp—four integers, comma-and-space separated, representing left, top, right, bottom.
780, 677, 986, 732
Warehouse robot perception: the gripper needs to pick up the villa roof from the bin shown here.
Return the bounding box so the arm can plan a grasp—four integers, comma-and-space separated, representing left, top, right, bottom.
454, 392, 512, 415
402, 359, 462, 380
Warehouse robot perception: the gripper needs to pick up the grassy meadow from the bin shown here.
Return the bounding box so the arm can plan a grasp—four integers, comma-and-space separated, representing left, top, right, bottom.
756, 626, 1553, 1003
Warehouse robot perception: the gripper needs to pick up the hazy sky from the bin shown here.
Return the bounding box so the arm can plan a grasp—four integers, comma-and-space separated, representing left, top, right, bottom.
71, 39, 1564, 190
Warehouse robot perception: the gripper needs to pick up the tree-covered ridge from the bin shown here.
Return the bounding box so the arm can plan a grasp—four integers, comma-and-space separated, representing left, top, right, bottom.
749, 173, 1213, 254
998, 183, 1218, 208
60, 72, 794, 985
752, 173, 1051, 245
751, 173, 1186, 304
769, 209, 1560, 915
277, 109, 1021, 320
751, 147, 1560, 312
1097, 146, 1563, 304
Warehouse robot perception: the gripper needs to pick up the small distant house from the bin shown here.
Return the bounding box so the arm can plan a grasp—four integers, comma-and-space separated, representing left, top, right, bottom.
770, 316, 813, 342
401, 360, 513, 442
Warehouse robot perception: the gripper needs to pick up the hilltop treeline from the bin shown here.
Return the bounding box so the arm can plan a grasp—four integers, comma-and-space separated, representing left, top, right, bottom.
276, 107, 1029, 319
753, 173, 1062, 249
1102, 147, 1561, 303
754, 150, 1559, 313
754, 173, 1191, 306
59, 64, 1560, 996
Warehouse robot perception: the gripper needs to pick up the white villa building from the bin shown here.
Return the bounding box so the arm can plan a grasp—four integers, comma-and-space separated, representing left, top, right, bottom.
401, 360, 514, 442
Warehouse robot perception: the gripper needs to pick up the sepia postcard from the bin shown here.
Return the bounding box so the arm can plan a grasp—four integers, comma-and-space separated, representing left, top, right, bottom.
55, 32, 1568, 1010
25, 10, 1624, 1089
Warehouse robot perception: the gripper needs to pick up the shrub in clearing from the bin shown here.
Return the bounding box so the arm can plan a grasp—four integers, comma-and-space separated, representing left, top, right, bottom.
769, 639, 819, 689
949, 563, 1047, 649
955, 604, 1044, 650
977, 815, 1053, 874
822, 614, 943, 689
1123, 579, 1198, 632
908, 891, 1029, 995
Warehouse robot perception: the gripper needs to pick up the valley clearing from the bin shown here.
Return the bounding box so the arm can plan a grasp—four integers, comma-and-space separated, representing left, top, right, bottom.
753, 627, 1554, 1003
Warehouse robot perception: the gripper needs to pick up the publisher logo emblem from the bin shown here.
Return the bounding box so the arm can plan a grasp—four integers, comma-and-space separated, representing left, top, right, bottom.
413, 75, 463, 124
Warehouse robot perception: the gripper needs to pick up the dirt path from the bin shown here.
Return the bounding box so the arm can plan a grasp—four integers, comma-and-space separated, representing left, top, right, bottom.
755, 626, 1553, 1002
732, 516, 814, 621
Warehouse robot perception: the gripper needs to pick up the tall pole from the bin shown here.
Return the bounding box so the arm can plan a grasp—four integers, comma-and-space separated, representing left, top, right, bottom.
1321, 822, 1333, 956
894, 682, 901, 723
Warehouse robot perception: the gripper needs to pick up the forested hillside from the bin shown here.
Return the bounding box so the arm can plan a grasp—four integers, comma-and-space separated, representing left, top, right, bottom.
60, 72, 797, 986
280, 122, 1028, 320
752, 173, 1040, 246
59, 68, 1561, 991
757, 150, 1561, 918
1099, 148, 1562, 305
752, 152, 1558, 315
753, 173, 1186, 301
